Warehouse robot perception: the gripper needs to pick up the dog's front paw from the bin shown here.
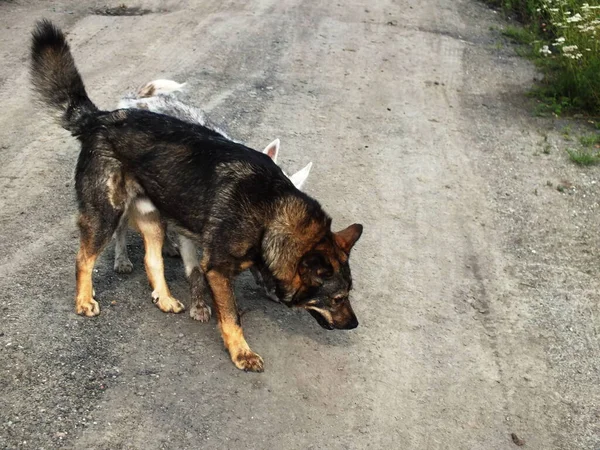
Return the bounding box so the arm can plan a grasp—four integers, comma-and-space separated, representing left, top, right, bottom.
114, 258, 134, 274
76, 299, 100, 317
153, 293, 185, 313
232, 350, 264, 372
189, 302, 211, 322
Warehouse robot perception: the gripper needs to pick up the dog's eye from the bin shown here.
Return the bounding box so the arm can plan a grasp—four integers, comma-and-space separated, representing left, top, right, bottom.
317, 266, 333, 279
331, 294, 346, 306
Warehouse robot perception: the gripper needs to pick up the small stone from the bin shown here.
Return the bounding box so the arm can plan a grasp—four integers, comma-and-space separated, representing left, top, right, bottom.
511, 433, 525, 446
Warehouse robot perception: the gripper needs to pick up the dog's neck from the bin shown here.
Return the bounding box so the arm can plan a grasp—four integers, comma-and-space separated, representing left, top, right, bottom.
261, 195, 330, 283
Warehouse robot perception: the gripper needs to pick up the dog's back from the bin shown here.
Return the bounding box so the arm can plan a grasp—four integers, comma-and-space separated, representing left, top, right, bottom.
29, 20, 297, 235
95, 108, 297, 233
118, 93, 214, 130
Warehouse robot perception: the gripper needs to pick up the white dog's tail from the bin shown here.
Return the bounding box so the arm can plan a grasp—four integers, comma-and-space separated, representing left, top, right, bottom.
137, 79, 187, 98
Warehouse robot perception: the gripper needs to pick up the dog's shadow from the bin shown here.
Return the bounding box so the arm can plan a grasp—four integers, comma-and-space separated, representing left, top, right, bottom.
99, 236, 354, 348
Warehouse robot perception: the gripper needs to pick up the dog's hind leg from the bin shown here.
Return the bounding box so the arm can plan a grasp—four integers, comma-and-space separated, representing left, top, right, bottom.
202, 256, 264, 372
113, 214, 134, 273
179, 236, 211, 322
113, 215, 178, 273
130, 206, 184, 313
76, 213, 120, 316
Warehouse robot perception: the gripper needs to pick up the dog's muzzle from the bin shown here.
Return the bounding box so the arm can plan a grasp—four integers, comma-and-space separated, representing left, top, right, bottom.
308, 309, 335, 330
308, 308, 359, 330
341, 313, 359, 330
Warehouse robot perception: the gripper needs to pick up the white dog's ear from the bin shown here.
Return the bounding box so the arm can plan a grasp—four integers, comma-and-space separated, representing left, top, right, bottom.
262, 139, 280, 164
289, 162, 312, 190
137, 79, 187, 98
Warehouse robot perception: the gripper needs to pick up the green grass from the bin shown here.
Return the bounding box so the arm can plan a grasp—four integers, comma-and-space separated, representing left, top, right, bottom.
566, 148, 600, 165
485, 0, 600, 115
483, 0, 543, 22
515, 45, 535, 57
501, 25, 535, 44
579, 134, 600, 147
484, 0, 589, 22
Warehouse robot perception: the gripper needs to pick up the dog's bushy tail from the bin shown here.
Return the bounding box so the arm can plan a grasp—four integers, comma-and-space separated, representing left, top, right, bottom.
30, 20, 98, 134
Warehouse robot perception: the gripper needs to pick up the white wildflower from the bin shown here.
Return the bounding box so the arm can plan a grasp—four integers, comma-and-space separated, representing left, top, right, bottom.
539, 45, 552, 56
566, 13, 584, 23
549, 8, 559, 12
562, 45, 578, 53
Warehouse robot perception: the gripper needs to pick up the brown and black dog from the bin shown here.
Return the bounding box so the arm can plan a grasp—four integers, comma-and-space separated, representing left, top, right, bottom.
30, 20, 363, 372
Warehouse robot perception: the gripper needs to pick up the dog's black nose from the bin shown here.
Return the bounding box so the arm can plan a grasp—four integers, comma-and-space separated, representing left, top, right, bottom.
344, 315, 358, 330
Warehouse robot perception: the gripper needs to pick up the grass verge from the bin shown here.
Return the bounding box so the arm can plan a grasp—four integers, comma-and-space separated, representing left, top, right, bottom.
486, 0, 600, 115
566, 148, 600, 165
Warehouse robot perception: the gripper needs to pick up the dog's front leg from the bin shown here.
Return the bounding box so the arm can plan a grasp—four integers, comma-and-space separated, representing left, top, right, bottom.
203, 264, 264, 372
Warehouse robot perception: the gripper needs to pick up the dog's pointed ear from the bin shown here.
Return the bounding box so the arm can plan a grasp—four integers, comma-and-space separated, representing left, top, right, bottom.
262, 139, 280, 164
334, 224, 363, 254
289, 162, 312, 190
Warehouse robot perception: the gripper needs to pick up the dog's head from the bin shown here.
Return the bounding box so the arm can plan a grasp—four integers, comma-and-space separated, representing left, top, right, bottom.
275, 223, 363, 330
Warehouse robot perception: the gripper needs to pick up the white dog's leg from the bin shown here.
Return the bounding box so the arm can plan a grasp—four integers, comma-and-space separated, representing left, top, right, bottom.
179, 236, 212, 322
113, 216, 134, 273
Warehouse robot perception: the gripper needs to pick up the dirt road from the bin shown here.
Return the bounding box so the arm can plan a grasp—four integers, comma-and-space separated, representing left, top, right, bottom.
1, 0, 598, 448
